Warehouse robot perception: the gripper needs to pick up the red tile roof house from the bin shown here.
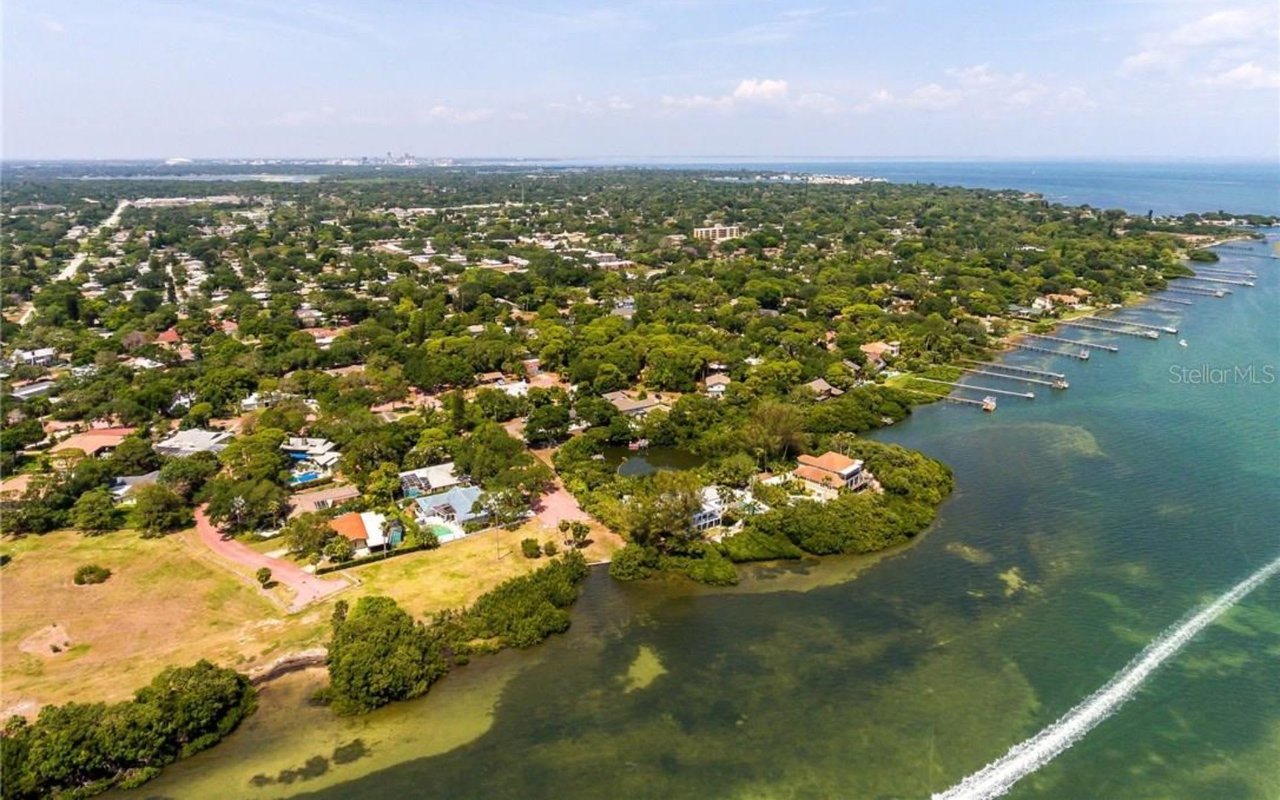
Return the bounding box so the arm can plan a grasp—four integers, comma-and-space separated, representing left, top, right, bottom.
328, 511, 397, 555
859, 341, 900, 369
155, 327, 182, 346
792, 452, 873, 502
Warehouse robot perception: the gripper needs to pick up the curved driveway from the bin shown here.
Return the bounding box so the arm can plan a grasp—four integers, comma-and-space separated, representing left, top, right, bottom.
193, 506, 348, 612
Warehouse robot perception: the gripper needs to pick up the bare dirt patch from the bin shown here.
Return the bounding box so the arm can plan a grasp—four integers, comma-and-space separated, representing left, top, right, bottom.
19, 623, 71, 656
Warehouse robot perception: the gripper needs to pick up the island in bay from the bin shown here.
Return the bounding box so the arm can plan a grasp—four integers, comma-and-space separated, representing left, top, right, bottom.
0, 164, 1274, 798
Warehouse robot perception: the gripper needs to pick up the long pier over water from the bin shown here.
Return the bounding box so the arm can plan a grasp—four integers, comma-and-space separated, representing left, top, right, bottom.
1061, 320, 1160, 339
963, 360, 1066, 380
1024, 333, 1118, 353
1086, 316, 1179, 335
1008, 341, 1090, 360
913, 376, 1035, 399
1164, 286, 1227, 297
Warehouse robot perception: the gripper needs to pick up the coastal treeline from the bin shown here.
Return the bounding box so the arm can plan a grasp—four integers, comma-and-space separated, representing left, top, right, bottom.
551, 383, 950, 585
734, 440, 954, 557
323, 551, 588, 714
602, 439, 954, 586
0, 660, 255, 799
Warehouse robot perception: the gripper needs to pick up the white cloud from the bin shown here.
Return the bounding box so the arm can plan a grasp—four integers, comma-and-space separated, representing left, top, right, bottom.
1204, 61, 1280, 89
661, 93, 732, 110
1168, 8, 1269, 47
861, 66, 1083, 114
901, 83, 963, 110
1119, 49, 1173, 75
43, 19, 65, 34
945, 64, 999, 86
663, 78, 792, 110
547, 95, 634, 114
1119, 5, 1280, 83
422, 105, 494, 124
731, 78, 790, 103
1054, 87, 1097, 112
796, 92, 840, 113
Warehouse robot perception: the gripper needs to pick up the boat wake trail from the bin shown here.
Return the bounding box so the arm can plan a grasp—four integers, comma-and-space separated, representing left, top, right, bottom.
933, 554, 1280, 800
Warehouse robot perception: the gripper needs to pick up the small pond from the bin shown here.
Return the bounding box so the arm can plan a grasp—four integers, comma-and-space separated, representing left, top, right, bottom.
600, 446, 704, 478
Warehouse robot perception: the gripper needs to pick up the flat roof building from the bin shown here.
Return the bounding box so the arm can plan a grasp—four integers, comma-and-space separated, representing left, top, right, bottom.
154, 428, 232, 458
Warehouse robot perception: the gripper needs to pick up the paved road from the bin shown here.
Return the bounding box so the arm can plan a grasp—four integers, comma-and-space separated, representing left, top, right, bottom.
193, 506, 348, 612
48, 200, 132, 288
532, 478, 592, 529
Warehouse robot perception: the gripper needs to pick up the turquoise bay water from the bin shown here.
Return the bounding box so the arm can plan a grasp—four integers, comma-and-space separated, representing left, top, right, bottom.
134, 236, 1278, 799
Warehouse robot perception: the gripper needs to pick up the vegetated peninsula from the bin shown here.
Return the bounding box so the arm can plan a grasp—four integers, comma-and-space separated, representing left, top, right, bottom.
1, 164, 1272, 796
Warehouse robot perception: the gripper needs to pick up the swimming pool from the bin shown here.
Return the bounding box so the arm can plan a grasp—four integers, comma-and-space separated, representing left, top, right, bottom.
429, 524, 465, 544
289, 471, 322, 485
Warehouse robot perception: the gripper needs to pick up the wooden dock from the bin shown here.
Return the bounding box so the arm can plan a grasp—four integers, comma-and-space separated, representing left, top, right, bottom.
966, 368, 1067, 389
1025, 332, 1118, 352
1211, 245, 1278, 260
1191, 272, 1255, 285
1088, 316, 1178, 335
902, 388, 994, 411
963, 359, 1066, 379
912, 376, 1034, 399
1008, 341, 1091, 360
1164, 286, 1227, 298
1192, 267, 1256, 279
1149, 296, 1193, 306
1061, 320, 1160, 339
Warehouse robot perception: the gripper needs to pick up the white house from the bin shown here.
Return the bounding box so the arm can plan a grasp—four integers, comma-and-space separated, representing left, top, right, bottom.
154, 428, 232, 457
12, 348, 57, 367
705, 373, 731, 398
399, 462, 461, 497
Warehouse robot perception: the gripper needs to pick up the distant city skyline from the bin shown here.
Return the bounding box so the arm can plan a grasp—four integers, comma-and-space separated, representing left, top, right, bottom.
3, 0, 1278, 160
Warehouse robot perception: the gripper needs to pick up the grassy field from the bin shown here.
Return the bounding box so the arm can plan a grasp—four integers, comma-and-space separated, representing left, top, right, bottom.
342, 519, 622, 615
0, 521, 622, 715
0, 529, 309, 715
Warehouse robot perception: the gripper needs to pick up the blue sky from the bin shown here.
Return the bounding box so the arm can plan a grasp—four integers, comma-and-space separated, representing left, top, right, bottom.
3, 0, 1277, 159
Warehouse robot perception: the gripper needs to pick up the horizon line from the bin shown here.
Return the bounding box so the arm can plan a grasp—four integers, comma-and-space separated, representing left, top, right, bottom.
5, 154, 1278, 165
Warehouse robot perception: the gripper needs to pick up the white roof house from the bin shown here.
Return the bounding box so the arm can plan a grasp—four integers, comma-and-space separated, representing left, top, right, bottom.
154, 428, 232, 457
399, 462, 461, 496
13, 347, 57, 366
705, 374, 731, 396
361, 511, 390, 549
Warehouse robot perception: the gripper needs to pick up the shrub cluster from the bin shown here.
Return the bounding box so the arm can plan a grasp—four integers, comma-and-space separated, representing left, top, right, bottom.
324, 552, 590, 714
0, 661, 256, 799
73, 564, 112, 585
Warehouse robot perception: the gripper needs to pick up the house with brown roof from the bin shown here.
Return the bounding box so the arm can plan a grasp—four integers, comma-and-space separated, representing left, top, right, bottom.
155, 328, 182, 346
705, 373, 731, 398
329, 510, 396, 554
792, 452, 873, 501
290, 483, 361, 518
602, 390, 666, 417
802, 377, 844, 400
859, 341, 900, 368
51, 427, 137, 459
